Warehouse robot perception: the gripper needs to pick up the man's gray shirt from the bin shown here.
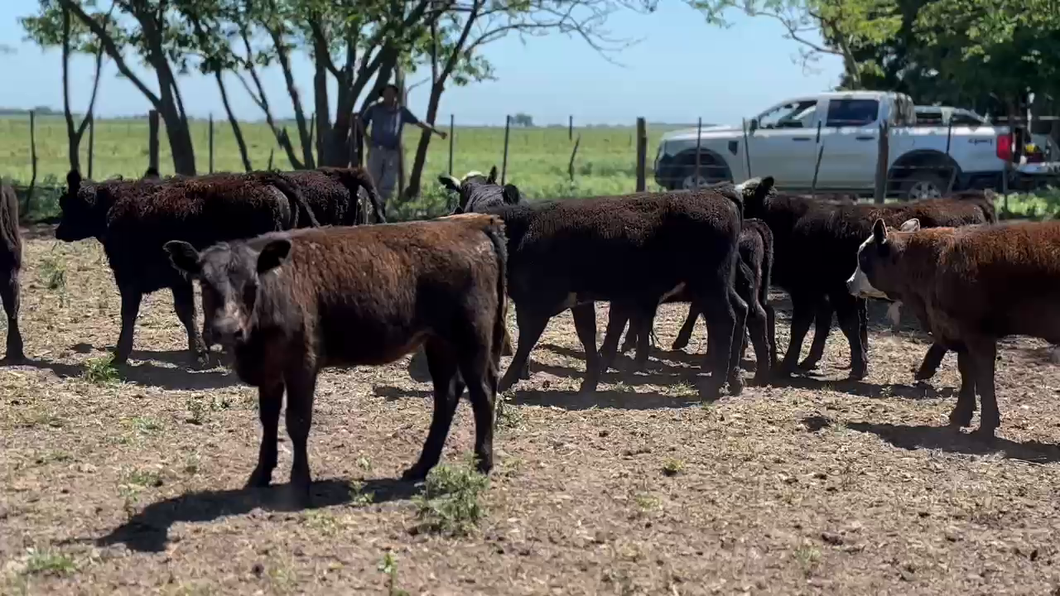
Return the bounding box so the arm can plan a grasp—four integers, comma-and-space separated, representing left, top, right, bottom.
361, 103, 419, 151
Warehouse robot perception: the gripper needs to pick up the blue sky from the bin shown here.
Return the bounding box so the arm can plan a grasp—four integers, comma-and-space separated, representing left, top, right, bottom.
0, 0, 843, 126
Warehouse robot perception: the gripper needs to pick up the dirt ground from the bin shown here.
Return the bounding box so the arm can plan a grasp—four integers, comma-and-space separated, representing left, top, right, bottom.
3, 225, 1060, 596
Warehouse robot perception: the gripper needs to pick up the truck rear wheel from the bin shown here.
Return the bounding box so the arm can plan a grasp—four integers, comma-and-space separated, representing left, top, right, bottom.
899, 169, 949, 201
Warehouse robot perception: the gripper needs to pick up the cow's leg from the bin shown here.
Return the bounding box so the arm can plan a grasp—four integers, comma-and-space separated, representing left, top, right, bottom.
968, 338, 1000, 437
799, 299, 832, 371
457, 338, 496, 476
501, 326, 514, 357
745, 294, 771, 384
765, 302, 778, 372
914, 342, 948, 381
600, 303, 630, 372
498, 307, 549, 392
632, 306, 656, 372
696, 284, 739, 399
833, 293, 869, 380
619, 306, 638, 354
404, 339, 464, 481
859, 299, 869, 350
672, 303, 701, 351
0, 267, 24, 361
779, 293, 816, 376
948, 348, 976, 428
571, 302, 601, 394
172, 282, 209, 368
246, 379, 284, 489
284, 366, 317, 505
114, 286, 143, 365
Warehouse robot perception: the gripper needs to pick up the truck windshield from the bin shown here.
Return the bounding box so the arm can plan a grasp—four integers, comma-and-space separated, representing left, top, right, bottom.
758, 100, 818, 129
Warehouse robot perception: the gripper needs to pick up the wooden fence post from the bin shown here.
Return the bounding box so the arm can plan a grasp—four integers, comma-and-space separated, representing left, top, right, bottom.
568, 135, 581, 183
694, 117, 702, 189
27, 110, 38, 214
569, 115, 573, 141
448, 114, 455, 176
501, 115, 511, 185
208, 114, 215, 174
87, 114, 95, 179
741, 118, 752, 179
635, 117, 647, 192
148, 110, 160, 175
873, 120, 889, 203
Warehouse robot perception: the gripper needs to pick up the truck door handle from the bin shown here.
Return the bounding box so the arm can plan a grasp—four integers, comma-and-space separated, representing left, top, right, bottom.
792, 137, 811, 142
855, 136, 875, 141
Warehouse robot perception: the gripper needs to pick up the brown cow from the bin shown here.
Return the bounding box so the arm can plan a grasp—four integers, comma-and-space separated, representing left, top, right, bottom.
0, 183, 23, 361
164, 214, 508, 504
847, 218, 1060, 436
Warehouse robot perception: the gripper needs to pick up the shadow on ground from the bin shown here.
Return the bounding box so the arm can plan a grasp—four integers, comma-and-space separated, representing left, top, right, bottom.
773, 375, 957, 401
95, 477, 420, 553
844, 420, 1060, 465
13, 355, 240, 391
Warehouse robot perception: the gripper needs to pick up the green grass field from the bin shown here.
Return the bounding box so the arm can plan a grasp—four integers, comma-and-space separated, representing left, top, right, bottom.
0, 114, 681, 220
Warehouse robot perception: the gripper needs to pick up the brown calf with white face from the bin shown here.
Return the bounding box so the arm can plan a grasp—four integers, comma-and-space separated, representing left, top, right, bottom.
165, 214, 508, 504
847, 218, 1060, 436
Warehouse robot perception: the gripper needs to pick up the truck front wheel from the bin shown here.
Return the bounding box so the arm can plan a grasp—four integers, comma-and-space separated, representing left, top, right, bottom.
676, 153, 732, 190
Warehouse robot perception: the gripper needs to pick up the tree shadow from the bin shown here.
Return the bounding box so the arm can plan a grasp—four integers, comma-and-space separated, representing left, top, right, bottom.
772, 374, 956, 401
95, 477, 420, 553
845, 420, 1060, 464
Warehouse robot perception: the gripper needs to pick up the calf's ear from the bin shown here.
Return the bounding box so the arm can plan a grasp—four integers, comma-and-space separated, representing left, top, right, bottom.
164, 241, 201, 276
438, 174, 461, 192
487, 166, 499, 184
66, 169, 82, 191
872, 218, 888, 245
257, 239, 292, 274
502, 184, 521, 204
899, 218, 921, 232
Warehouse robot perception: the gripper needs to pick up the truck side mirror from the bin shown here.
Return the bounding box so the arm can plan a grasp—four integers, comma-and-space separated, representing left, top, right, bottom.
748, 118, 759, 134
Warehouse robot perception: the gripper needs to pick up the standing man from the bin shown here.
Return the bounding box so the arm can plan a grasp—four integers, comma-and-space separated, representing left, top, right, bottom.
359, 83, 447, 207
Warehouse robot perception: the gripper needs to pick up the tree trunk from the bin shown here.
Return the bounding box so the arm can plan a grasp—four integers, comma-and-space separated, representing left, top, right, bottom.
215, 69, 252, 172
405, 83, 444, 198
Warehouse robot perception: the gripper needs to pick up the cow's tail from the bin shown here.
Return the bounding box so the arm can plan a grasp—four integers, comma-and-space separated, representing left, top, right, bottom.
483, 216, 509, 377
756, 221, 775, 306
264, 173, 320, 229
332, 167, 387, 224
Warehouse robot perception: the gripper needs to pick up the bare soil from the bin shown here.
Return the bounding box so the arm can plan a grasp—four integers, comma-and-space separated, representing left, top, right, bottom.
4, 226, 1060, 595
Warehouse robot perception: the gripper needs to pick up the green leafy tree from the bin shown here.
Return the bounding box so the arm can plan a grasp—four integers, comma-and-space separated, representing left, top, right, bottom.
687, 0, 901, 88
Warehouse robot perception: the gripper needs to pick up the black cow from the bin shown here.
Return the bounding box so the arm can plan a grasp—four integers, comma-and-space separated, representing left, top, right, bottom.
459, 188, 747, 399
0, 183, 23, 361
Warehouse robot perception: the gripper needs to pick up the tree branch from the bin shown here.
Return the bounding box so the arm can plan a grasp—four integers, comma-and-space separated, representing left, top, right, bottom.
58, 0, 162, 107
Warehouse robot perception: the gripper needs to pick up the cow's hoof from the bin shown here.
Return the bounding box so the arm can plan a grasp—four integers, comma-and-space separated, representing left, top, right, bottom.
796, 358, 820, 371
728, 375, 745, 396
245, 467, 273, 489
670, 339, 689, 351
913, 368, 935, 382
849, 365, 868, 381
474, 454, 494, 476
578, 378, 599, 395
972, 425, 998, 441
400, 465, 430, 483
2, 351, 25, 364
947, 408, 974, 428
751, 371, 771, 386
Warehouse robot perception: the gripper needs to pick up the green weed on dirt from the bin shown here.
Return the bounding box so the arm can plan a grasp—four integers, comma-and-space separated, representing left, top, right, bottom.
413, 463, 489, 536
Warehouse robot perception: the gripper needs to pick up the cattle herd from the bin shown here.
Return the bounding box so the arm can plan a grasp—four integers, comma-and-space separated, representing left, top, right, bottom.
0, 161, 1056, 507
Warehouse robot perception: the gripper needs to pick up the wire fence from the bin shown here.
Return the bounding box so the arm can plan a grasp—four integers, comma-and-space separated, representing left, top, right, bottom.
2, 110, 1058, 222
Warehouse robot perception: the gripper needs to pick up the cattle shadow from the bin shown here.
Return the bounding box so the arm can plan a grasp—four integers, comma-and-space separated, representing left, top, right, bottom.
771, 374, 956, 401
95, 477, 419, 553
844, 420, 1060, 465
510, 387, 700, 410
372, 384, 700, 411
12, 355, 240, 391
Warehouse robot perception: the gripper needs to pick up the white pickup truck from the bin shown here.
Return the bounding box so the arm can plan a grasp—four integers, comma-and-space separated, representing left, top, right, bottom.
653, 91, 1024, 199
